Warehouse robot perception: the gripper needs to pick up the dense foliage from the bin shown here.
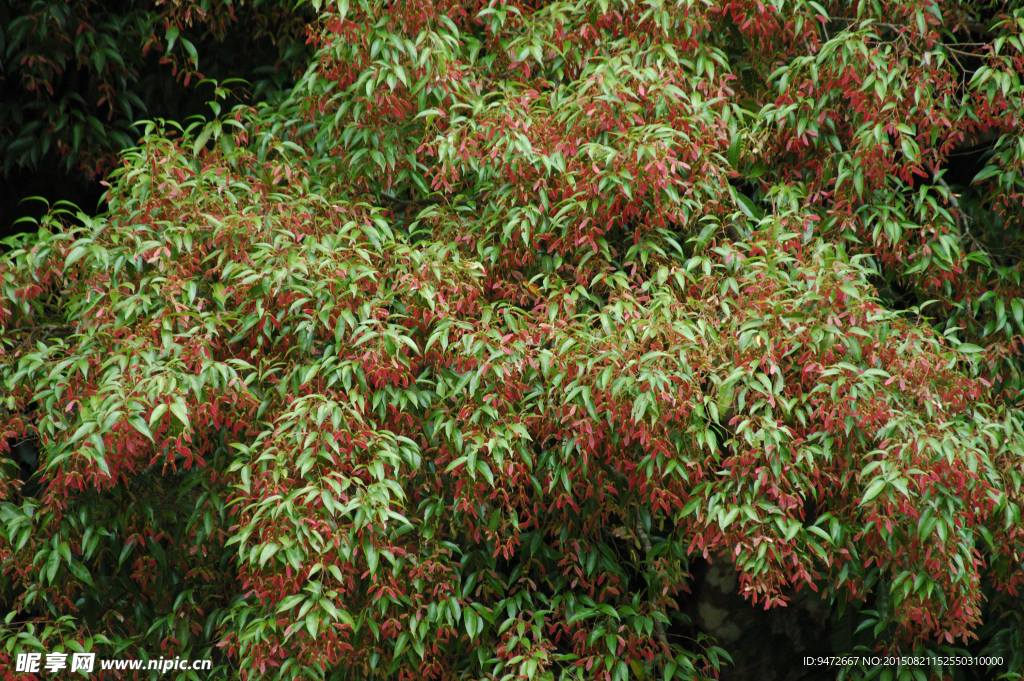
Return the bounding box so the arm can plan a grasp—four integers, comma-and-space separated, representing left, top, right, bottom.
3, 0, 1024, 679
0, 0, 311, 178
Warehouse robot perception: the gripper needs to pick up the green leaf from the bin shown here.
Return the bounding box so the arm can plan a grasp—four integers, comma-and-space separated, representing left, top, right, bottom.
193, 127, 213, 156
258, 543, 280, 566
45, 550, 60, 584
278, 595, 305, 612
972, 165, 1000, 184
394, 631, 410, 658
306, 610, 319, 638
64, 245, 90, 268
181, 38, 199, 69
129, 417, 154, 442
365, 540, 378, 574
67, 560, 95, 588
807, 1, 829, 17
728, 136, 742, 169
735, 192, 763, 220
149, 403, 168, 428
165, 25, 179, 53
169, 400, 190, 427
860, 478, 886, 505
118, 541, 134, 568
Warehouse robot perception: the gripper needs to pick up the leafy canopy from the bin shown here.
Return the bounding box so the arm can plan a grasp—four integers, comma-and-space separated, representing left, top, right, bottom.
2, 0, 1024, 680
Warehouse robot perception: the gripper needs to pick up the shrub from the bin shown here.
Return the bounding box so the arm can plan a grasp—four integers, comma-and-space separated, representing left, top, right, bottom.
2, 1, 1024, 679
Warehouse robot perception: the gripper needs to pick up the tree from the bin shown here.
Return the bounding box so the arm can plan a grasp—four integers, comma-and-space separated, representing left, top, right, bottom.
2, 0, 1024, 679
